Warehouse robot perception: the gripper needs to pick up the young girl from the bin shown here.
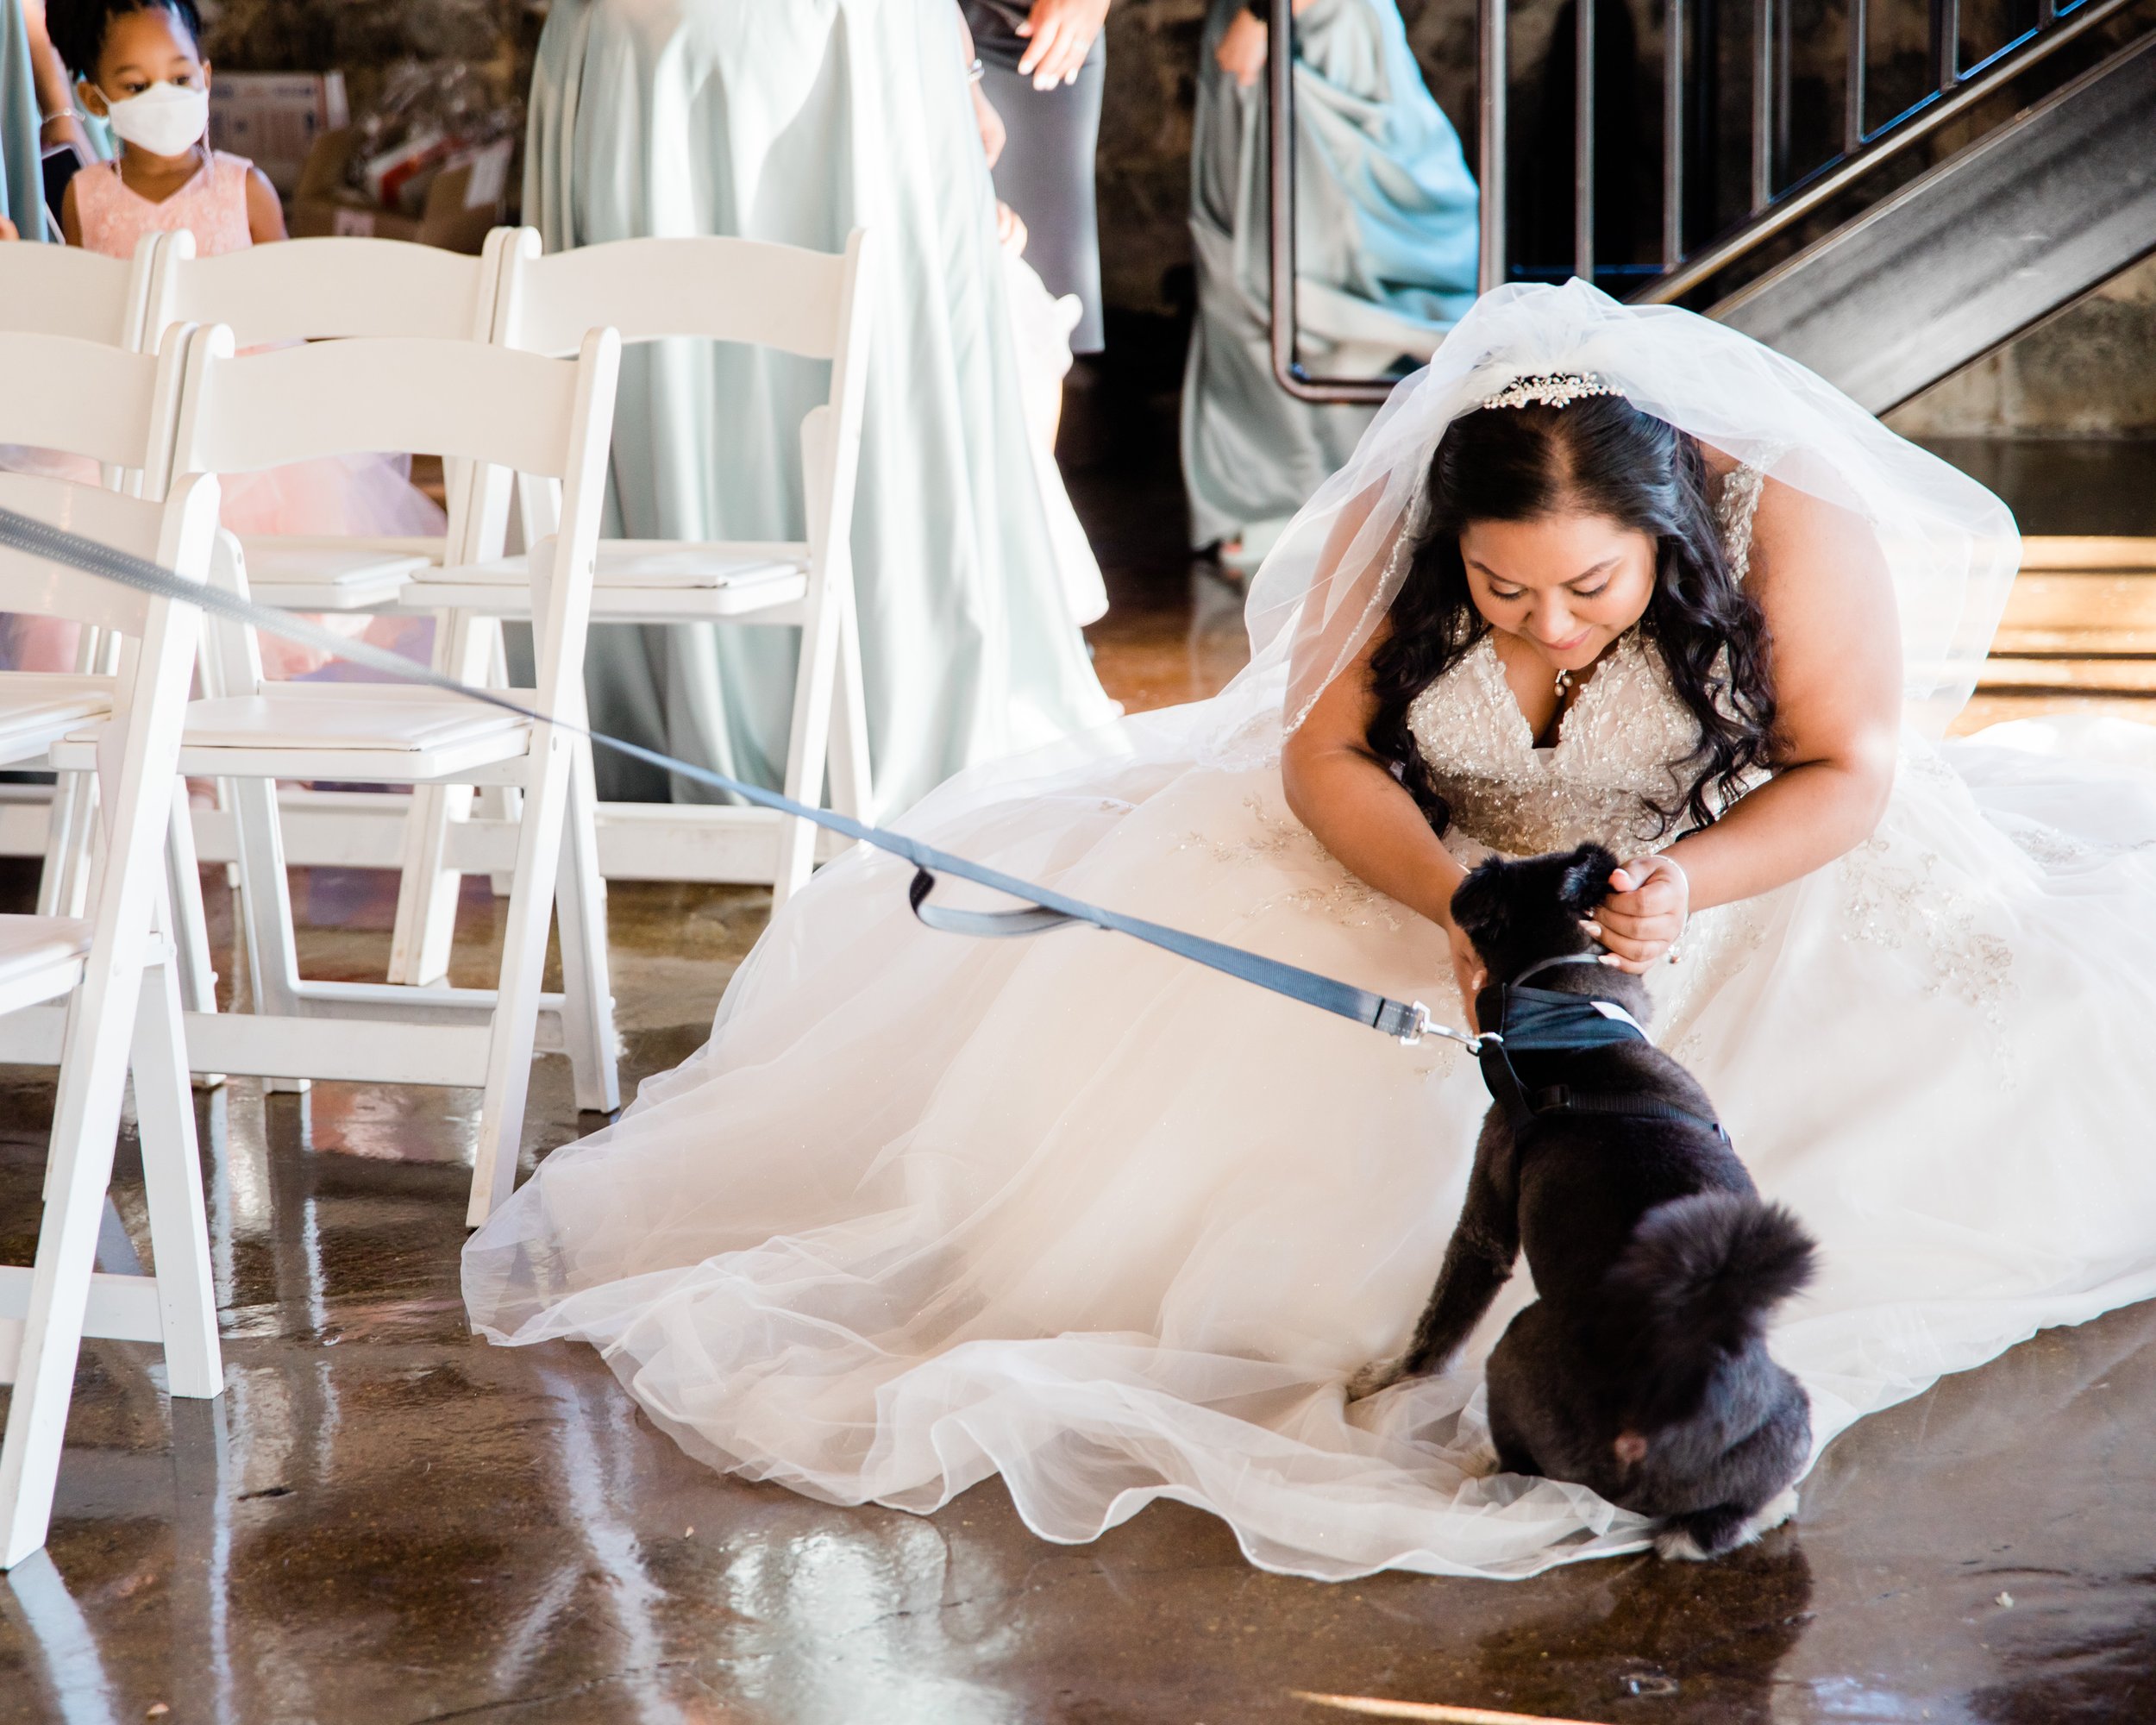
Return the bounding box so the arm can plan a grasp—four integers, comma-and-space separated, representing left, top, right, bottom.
53, 0, 285, 252
11, 0, 441, 678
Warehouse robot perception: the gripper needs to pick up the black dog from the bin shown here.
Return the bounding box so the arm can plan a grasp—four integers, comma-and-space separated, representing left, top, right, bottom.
1351, 844, 1817, 1560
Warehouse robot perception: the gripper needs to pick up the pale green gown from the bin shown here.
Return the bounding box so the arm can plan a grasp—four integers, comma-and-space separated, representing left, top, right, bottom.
1181, 0, 1479, 549
524, 0, 1118, 812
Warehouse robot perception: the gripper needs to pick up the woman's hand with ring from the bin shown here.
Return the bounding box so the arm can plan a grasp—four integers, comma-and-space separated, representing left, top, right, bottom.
1583, 853, 1689, 973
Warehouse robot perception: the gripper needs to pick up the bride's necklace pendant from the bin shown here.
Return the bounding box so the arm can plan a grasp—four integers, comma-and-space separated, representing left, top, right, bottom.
1554, 667, 1575, 699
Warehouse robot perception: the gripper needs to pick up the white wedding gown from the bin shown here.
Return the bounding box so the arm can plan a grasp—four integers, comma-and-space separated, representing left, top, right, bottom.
465, 463, 2156, 1581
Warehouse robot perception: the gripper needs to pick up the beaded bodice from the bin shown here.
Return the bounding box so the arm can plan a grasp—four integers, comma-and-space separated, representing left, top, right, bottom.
1404, 461, 1771, 859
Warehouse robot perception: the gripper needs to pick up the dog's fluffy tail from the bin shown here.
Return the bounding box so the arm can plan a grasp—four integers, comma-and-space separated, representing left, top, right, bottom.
1601, 1192, 1817, 1423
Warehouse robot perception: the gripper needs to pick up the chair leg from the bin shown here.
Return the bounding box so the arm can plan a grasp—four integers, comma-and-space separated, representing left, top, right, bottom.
772, 569, 847, 907
479, 625, 517, 898
228, 775, 301, 1019
386, 781, 467, 988
225, 775, 306, 1094
828, 582, 874, 826
0, 966, 152, 1567
388, 612, 491, 986
39, 624, 118, 918
475, 784, 520, 898
44, 772, 101, 920
554, 742, 619, 1118
466, 734, 572, 1226
163, 781, 218, 1017
34, 774, 92, 919
132, 953, 222, 1401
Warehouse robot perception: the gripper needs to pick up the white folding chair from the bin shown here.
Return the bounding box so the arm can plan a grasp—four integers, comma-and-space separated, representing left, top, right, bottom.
0, 236, 172, 910
49, 325, 624, 1224
389, 229, 878, 983
0, 466, 226, 1569
0, 329, 217, 1019
141, 229, 519, 613
141, 230, 536, 946
0, 232, 161, 353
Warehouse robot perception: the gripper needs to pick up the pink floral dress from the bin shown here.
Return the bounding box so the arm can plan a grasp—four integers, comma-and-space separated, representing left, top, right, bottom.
71, 150, 255, 257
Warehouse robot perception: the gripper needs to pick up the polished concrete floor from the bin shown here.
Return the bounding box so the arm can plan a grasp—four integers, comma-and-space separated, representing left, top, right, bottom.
6, 451, 2156, 1724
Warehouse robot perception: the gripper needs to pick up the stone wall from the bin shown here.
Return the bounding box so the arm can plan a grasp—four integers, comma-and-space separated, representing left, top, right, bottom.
1886, 253, 2156, 438
1096, 1, 1208, 318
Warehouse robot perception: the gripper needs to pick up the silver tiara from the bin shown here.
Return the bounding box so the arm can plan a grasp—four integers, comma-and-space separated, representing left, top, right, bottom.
1478, 371, 1620, 412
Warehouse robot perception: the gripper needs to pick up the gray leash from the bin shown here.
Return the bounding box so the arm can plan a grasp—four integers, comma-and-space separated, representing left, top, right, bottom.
0, 507, 1476, 1051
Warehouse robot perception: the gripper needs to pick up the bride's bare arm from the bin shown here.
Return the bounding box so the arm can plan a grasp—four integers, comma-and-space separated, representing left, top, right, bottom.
1280, 495, 1488, 1005
1282, 635, 1465, 932
1598, 477, 1902, 963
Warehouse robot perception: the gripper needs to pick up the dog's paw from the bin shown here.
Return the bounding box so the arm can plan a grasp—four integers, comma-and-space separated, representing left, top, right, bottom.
1746, 1485, 1801, 1539
1653, 1486, 1801, 1562
1346, 1358, 1407, 1402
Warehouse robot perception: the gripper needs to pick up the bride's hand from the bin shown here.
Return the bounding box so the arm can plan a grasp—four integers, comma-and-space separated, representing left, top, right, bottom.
1586, 854, 1689, 973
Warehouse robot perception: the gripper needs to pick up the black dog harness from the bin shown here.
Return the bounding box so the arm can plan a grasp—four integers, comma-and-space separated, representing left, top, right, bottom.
1471, 955, 1731, 1143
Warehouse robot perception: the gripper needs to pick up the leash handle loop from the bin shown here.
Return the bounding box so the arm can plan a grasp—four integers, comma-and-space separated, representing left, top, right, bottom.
907, 867, 1086, 938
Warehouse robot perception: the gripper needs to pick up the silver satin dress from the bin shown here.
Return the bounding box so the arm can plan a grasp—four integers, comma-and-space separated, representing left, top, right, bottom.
1181, 0, 1479, 549
523, 0, 1118, 812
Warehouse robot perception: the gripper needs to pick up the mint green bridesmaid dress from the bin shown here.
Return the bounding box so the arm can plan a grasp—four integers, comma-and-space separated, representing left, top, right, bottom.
524, 0, 1119, 812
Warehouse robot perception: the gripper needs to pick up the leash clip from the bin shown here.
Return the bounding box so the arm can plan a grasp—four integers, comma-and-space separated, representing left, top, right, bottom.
1399, 1001, 1495, 1053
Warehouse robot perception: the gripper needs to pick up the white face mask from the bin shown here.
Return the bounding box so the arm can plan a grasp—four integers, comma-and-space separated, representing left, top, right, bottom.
98, 80, 210, 157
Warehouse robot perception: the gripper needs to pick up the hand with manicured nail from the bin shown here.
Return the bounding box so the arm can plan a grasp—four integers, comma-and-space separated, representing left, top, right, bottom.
1589, 853, 1690, 972
1015, 0, 1110, 88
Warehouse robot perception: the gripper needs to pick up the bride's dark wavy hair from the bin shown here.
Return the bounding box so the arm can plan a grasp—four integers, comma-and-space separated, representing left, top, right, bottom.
1364, 395, 1777, 837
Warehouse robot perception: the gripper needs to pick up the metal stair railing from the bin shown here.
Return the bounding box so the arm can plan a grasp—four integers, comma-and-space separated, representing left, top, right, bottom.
1636, 0, 2153, 304
1266, 0, 2156, 402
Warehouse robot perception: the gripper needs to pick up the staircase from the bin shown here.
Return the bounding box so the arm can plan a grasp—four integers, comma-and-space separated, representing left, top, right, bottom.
1703, 22, 2156, 411
1959, 536, 2156, 731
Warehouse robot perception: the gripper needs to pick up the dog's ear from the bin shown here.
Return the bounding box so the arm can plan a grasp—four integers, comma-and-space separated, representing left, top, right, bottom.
1447, 858, 1510, 952
1557, 844, 1620, 913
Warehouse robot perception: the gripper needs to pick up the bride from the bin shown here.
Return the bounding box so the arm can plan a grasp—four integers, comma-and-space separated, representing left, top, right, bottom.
464, 280, 2156, 1581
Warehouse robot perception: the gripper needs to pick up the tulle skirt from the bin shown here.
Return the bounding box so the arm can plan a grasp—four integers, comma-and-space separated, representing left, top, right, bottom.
0, 447, 440, 677
463, 699, 2156, 1578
